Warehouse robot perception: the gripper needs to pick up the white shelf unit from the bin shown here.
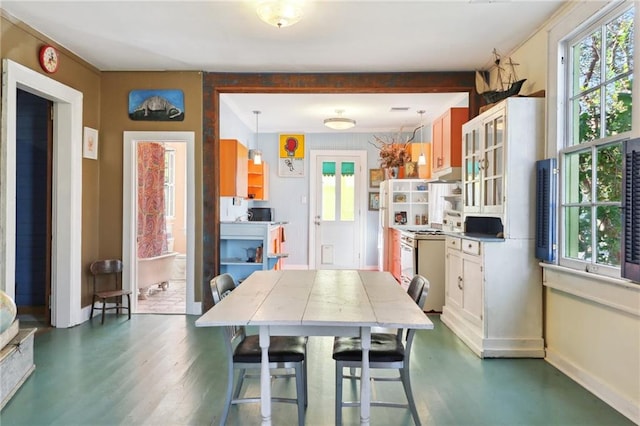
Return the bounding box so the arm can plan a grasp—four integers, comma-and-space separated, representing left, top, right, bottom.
386, 179, 430, 227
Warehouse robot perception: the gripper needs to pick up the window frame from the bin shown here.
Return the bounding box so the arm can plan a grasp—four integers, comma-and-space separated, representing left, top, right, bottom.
558, 1, 635, 279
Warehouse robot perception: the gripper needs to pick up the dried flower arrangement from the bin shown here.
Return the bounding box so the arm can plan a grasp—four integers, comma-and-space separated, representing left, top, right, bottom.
369, 126, 422, 168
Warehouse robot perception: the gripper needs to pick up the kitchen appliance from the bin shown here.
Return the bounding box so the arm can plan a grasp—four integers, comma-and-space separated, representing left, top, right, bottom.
399, 229, 446, 312
248, 207, 274, 222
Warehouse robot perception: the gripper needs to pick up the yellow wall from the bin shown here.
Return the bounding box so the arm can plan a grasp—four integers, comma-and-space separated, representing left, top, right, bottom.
2, 13, 102, 306
2, 14, 204, 305
100, 71, 203, 301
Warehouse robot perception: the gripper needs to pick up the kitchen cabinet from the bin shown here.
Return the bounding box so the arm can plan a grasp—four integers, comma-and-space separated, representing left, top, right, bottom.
431, 107, 468, 179
441, 235, 543, 358
220, 139, 248, 198
220, 222, 288, 284
385, 179, 430, 227
247, 160, 269, 201
461, 97, 544, 239
391, 228, 401, 282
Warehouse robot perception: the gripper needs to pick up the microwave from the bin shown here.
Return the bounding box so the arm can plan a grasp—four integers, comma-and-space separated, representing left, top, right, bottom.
248, 207, 274, 222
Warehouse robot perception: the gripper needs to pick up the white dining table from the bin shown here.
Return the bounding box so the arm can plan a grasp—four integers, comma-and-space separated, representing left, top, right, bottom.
196, 269, 434, 426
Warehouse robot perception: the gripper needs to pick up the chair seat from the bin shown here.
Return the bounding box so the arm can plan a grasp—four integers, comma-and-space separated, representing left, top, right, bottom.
95, 289, 132, 299
332, 333, 405, 363
233, 335, 306, 363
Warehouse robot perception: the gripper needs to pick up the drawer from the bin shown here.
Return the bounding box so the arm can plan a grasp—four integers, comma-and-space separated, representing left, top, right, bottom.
462, 239, 481, 255
446, 237, 461, 250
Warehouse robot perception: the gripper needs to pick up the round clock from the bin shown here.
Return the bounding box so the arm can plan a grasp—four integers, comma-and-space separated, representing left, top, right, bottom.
39, 45, 59, 73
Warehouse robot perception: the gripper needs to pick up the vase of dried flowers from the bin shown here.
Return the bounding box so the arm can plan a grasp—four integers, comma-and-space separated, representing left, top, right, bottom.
369, 128, 420, 179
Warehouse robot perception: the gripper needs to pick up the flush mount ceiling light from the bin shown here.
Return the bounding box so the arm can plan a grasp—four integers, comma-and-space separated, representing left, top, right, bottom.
256, 0, 305, 28
324, 109, 356, 130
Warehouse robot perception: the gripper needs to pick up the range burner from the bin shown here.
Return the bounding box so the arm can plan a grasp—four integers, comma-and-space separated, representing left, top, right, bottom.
411, 229, 444, 236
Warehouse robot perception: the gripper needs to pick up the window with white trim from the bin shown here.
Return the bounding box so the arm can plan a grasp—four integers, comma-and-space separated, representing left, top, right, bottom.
164, 148, 176, 218
560, 3, 634, 278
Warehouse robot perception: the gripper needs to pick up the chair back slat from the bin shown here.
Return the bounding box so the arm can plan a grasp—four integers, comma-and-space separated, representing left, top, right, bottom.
210, 274, 245, 353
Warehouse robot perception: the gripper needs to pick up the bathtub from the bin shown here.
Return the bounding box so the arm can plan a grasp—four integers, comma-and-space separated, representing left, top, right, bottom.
137, 252, 178, 299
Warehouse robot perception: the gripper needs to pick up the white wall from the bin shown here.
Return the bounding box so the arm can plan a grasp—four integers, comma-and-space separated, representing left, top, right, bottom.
513, 1, 640, 423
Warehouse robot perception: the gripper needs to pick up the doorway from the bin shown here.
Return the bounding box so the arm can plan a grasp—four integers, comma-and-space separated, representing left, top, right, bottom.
15, 89, 52, 326
309, 150, 367, 269
122, 131, 197, 315
2, 59, 83, 328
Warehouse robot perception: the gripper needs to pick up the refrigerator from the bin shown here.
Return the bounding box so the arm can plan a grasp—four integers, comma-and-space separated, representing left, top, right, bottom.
377, 180, 391, 271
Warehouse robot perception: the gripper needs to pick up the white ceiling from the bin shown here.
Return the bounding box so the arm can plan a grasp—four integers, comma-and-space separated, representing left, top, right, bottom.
2, 0, 566, 132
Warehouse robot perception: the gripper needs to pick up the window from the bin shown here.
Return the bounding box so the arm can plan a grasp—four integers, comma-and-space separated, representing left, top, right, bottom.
560, 3, 634, 278
320, 161, 355, 221
164, 148, 176, 218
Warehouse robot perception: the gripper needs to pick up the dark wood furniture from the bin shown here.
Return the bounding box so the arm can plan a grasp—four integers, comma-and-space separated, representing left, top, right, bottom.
89, 259, 131, 324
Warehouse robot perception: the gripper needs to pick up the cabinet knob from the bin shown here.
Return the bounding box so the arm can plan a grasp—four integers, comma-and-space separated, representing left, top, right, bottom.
457, 276, 463, 289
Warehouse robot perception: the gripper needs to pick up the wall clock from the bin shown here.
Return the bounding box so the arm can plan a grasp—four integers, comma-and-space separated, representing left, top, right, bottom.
39, 45, 59, 73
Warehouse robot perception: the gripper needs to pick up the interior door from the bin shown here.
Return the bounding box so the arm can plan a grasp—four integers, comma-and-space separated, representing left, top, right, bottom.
15, 89, 52, 325
312, 153, 363, 269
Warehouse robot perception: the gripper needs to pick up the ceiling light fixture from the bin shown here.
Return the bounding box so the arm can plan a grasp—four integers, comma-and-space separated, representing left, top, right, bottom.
256, 0, 305, 28
417, 110, 427, 166
324, 109, 356, 130
252, 110, 262, 165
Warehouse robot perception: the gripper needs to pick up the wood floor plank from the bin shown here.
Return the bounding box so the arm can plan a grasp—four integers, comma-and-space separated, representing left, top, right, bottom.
1, 314, 634, 425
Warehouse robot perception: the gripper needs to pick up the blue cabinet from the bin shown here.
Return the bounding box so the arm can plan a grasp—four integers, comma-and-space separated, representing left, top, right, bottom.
220, 222, 287, 284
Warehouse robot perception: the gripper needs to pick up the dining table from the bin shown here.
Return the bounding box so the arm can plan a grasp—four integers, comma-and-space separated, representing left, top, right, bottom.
195, 269, 434, 426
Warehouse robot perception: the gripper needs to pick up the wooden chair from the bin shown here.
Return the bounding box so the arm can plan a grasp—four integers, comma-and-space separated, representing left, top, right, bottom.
89, 259, 131, 324
332, 274, 429, 425
211, 273, 307, 426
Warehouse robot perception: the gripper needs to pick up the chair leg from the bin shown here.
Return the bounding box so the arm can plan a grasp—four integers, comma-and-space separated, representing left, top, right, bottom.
233, 368, 246, 400
219, 359, 234, 426
101, 298, 106, 324
126, 294, 131, 320
295, 363, 305, 426
400, 366, 421, 426
335, 361, 344, 426
90, 296, 96, 320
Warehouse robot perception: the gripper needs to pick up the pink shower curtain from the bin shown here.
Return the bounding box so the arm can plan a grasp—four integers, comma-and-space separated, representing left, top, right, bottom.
137, 142, 167, 258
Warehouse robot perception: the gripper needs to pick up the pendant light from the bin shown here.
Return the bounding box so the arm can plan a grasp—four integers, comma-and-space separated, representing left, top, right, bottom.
253, 110, 262, 165
417, 110, 427, 166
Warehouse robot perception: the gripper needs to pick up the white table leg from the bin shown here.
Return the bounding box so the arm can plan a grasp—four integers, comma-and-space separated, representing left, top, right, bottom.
360, 327, 371, 425
259, 326, 272, 425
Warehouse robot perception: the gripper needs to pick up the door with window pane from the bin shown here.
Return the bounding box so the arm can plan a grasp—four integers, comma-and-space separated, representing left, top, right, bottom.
313, 155, 362, 269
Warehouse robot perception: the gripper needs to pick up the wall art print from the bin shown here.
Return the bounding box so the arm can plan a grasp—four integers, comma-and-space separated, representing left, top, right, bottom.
128, 89, 184, 121
83, 126, 98, 159
278, 134, 305, 177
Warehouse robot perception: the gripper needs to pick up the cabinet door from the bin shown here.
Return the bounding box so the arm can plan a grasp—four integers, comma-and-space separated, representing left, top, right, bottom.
446, 249, 463, 308
220, 139, 248, 197
481, 114, 505, 214
391, 229, 401, 281
462, 255, 483, 324
432, 116, 444, 171
463, 127, 482, 212
248, 160, 269, 200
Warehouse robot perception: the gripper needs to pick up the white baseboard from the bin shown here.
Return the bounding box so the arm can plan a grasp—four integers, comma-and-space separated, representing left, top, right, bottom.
546, 348, 639, 424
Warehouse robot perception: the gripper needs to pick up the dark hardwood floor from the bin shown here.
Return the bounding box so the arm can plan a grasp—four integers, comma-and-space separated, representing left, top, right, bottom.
1, 314, 633, 425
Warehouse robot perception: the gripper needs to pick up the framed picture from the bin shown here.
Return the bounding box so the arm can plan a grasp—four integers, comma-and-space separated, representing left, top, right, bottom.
128, 89, 184, 121
368, 192, 380, 211
278, 134, 305, 177
369, 168, 383, 188
404, 161, 418, 178
278, 157, 305, 177
83, 126, 98, 159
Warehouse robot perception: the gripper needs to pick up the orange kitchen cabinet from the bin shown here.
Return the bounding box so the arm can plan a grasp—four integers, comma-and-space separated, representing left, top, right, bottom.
391, 228, 401, 282
220, 139, 248, 197
432, 107, 469, 175
247, 160, 269, 201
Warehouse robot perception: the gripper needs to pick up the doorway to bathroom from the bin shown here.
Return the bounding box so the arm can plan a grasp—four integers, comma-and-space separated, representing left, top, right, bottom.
122, 131, 197, 315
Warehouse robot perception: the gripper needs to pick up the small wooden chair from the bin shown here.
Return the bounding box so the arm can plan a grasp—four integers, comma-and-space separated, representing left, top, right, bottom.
89, 259, 131, 324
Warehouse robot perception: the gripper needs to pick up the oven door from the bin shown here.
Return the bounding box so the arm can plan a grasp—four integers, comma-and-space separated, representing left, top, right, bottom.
399, 236, 416, 291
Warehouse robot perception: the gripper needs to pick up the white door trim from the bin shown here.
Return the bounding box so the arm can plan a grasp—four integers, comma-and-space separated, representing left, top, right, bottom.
122, 131, 199, 315
308, 150, 367, 269
1, 59, 83, 328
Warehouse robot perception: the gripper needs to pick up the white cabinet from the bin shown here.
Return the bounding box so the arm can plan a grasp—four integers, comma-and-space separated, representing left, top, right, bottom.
461, 97, 544, 239
442, 97, 545, 359
442, 236, 544, 358
382, 179, 430, 227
